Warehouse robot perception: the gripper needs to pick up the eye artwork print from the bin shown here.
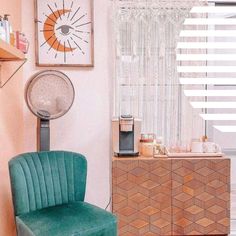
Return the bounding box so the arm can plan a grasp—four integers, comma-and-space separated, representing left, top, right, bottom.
35, 0, 94, 66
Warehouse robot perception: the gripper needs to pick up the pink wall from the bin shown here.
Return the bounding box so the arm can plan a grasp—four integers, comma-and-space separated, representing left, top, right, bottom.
22, 0, 113, 209
0, 0, 24, 235
0, 0, 113, 234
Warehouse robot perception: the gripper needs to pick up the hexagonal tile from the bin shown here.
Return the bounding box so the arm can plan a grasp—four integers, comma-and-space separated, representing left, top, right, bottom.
208, 180, 225, 189
196, 192, 214, 202
130, 219, 149, 229
151, 166, 168, 177
185, 205, 203, 215
195, 167, 214, 177
208, 205, 224, 214
174, 167, 192, 177
218, 218, 230, 227
175, 218, 192, 227
174, 192, 192, 202
152, 219, 170, 228
119, 206, 137, 216
196, 217, 214, 227
141, 180, 158, 190
130, 167, 146, 177
119, 180, 134, 191
113, 193, 126, 204
130, 193, 148, 203
141, 206, 159, 216
185, 179, 204, 189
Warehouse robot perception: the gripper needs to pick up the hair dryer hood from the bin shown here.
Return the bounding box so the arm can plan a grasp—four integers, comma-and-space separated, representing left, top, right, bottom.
25, 70, 75, 120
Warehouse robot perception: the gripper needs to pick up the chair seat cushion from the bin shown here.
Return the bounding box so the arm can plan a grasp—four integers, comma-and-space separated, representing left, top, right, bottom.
16, 201, 117, 236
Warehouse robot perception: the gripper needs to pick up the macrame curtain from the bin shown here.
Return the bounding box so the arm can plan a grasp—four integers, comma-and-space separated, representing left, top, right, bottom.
112, 0, 206, 149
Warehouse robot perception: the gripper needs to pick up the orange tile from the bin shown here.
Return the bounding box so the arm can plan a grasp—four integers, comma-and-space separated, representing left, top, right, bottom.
196, 217, 214, 227
129, 219, 149, 229
185, 205, 203, 215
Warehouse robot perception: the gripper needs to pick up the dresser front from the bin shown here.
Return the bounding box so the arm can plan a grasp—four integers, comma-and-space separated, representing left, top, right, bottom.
112, 157, 230, 236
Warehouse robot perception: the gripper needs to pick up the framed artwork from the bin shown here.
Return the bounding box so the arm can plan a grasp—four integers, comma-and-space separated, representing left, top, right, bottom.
35, 0, 94, 67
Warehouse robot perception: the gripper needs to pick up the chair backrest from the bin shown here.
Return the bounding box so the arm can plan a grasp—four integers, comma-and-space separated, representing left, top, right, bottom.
9, 151, 87, 216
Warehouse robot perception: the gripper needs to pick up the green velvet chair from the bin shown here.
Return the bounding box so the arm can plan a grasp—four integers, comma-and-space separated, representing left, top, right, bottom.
9, 151, 117, 236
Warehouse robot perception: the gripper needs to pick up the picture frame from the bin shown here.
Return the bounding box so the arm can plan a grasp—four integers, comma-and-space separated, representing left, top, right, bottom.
35, 0, 94, 67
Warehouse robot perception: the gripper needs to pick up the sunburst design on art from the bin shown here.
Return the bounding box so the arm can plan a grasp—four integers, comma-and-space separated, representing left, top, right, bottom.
38, 0, 91, 63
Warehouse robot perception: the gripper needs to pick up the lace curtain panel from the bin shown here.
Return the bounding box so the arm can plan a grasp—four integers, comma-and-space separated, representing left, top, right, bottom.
112, 0, 206, 149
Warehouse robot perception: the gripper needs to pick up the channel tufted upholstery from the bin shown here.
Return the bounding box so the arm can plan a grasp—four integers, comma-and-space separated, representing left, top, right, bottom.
9, 151, 87, 216
9, 151, 117, 236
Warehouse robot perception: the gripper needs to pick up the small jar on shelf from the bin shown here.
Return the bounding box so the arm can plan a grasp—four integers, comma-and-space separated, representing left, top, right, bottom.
153, 136, 166, 156
140, 134, 155, 157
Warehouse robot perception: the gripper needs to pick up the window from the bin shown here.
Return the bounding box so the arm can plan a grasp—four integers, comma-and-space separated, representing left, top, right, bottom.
177, 1, 236, 153
113, 0, 236, 153
113, 0, 205, 149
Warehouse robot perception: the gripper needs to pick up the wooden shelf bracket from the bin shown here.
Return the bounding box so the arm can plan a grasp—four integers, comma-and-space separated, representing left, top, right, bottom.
0, 58, 27, 88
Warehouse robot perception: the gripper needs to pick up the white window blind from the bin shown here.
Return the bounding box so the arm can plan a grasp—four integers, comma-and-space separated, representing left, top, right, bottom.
178, 1, 236, 152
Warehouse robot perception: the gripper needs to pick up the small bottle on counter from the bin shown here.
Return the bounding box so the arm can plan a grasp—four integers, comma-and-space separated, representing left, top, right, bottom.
10, 32, 15, 46
0, 16, 6, 42
3, 14, 11, 44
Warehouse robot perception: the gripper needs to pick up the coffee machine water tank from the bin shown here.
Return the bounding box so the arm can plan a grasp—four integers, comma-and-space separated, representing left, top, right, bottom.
112, 115, 141, 157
